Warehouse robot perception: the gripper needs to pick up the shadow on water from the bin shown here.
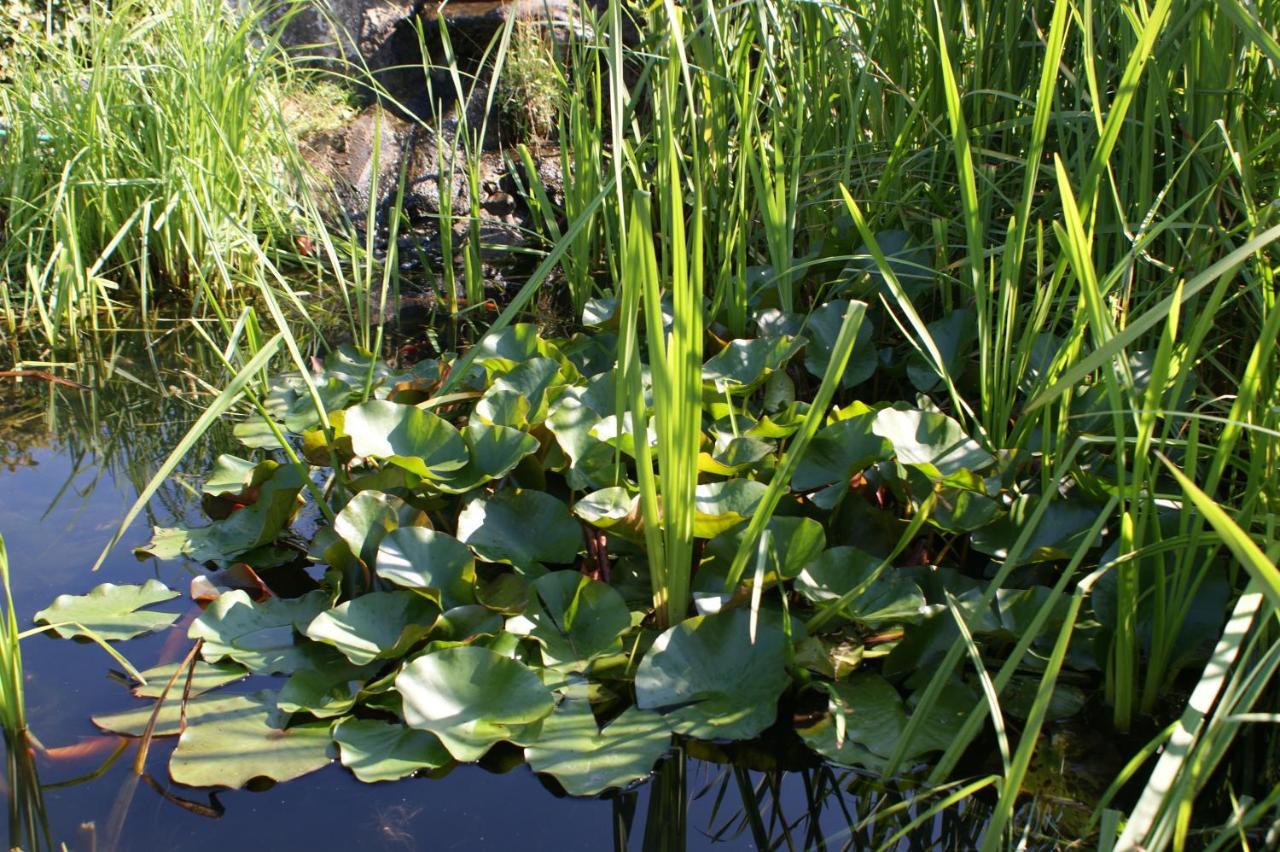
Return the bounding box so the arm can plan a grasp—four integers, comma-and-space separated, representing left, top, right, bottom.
0, 328, 1011, 851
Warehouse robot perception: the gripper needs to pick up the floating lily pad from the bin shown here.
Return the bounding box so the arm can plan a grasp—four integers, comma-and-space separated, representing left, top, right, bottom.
395, 645, 555, 761
35, 580, 179, 641
795, 547, 926, 626
457, 489, 581, 573
907, 309, 977, 392
797, 673, 907, 769
375, 527, 477, 609
635, 608, 789, 741
525, 699, 671, 796
343, 399, 468, 479
305, 591, 439, 666
189, 590, 329, 674
138, 464, 305, 564
970, 494, 1105, 563
276, 645, 381, 718
333, 717, 452, 783
871, 406, 994, 476
792, 416, 893, 491
702, 336, 801, 393
802, 300, 877, 388
693, 480, 768, 539
132, 660, 248, 699
169, 690, 333, 788
706, 516, 826, 581
434, 423, 540, 494
506, 571, 631, 664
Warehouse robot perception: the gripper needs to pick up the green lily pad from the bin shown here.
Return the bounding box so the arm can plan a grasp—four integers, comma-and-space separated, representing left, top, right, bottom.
327, 490, 416, 571
434, 422, 540, 494
572, 487, 638, 532
706, 516, 826, 581
702, 336, 801, 393
94, 690, 251, 738
797, 673, 907, 769
506, 571, 631, 664
457, 489, 582, 573
871, 406, 994, 476
795, 547, 926, 626
792, 416, 893, 492
35, 580, 179, 641
132, 660, 248, 699
803, 300, 877, 388
634, 608, 789, 741
375, 527, 477, 609
395, 645, 555, 761
305, 591, 439, 666
189, 590, 329, 674
333, 717, 452, 783
138, 464, 305, 564
907, 309, 977, 392
343, 399, 468, 479
475, 357, 561, 426
525, 699, 671, 796
168, 690, 333, 788
276, 645, 381, 718
970, 494, 1106, 563
693, 480, 769, 539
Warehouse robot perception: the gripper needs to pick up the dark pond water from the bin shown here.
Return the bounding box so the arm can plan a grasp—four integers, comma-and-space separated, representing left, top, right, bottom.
0, 337, 989, 851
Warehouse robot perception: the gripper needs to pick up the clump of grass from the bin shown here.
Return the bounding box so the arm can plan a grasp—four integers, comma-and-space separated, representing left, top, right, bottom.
499, 21, 559, 145
0, 0, 326, 347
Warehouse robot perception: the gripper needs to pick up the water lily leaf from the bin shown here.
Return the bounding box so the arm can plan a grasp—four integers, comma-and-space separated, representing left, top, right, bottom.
189, 590, 329, 674
798, 673, 906, 769
343, 399, 468, 479
476, 572, 530, 615
277, 645, 381, 718
284, 376, 356, 434
907, 309, 977, 392
138, 464, 305, 564
433, 422, 540, 494
693, 480, 768, 539
706, 516, 826, 581
871, 406, 994, 476
970, 494, 1105, 563
457, 489, 581, 573
395, 645, 555, 761
573, 487, 638, 531
305, 591, 439, 666
525, 699, 670, 796
803, 300, 877, 388
333, 717, 452, 783
506, 572, 631, 664
699, 435, 774, 475
169, 690, 333, 788
375, 527, 477, 609
634, 608, 789, 741
201, 454, 258, 499
132, 660, 248, 699
94, 690, 250, 738
475, 357, 560, 426
792, 415, 894, 492
844, 230, 933, 301
702, 336, 801, 393
35, 580, 179, 641
795, 547, 925, 626
331, 490, 417, 567
545, 384, 624, 489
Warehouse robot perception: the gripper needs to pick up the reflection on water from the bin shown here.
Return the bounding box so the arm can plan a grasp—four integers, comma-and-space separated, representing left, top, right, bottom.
0, 332, 995, 851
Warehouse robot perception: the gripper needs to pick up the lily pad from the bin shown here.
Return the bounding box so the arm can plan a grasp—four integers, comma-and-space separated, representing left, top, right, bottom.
305, 591, 439, 666
434, 423, 540, 494
395, 645, 555, 761
343, 399, 468, 479
132, 660, 248, 699
35, 581, 179, 641
457, 489, 581, 573
189, 590, 329, 674
168, 690, 333, 788
797, 673, 907, 769
706, 516, 826, 581
792, 416, 893, 492
375, 527, 477, 609
693, 480, 768, 539
702, 336, 801, 393
634, 608, 789, 741
333, 717, 452, 783
802, 300, 877, 388
525, 699, 671, 796
871, 406, 994, 476
506, 571, 631, 664
276, 645, 381, 718
795, 548, 926, 626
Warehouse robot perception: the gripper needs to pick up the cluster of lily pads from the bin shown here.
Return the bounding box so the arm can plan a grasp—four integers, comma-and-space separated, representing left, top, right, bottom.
35, 290, 1184, 795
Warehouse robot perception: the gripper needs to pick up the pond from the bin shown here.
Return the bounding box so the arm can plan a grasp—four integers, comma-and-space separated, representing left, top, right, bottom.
0, 333, 992, 851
